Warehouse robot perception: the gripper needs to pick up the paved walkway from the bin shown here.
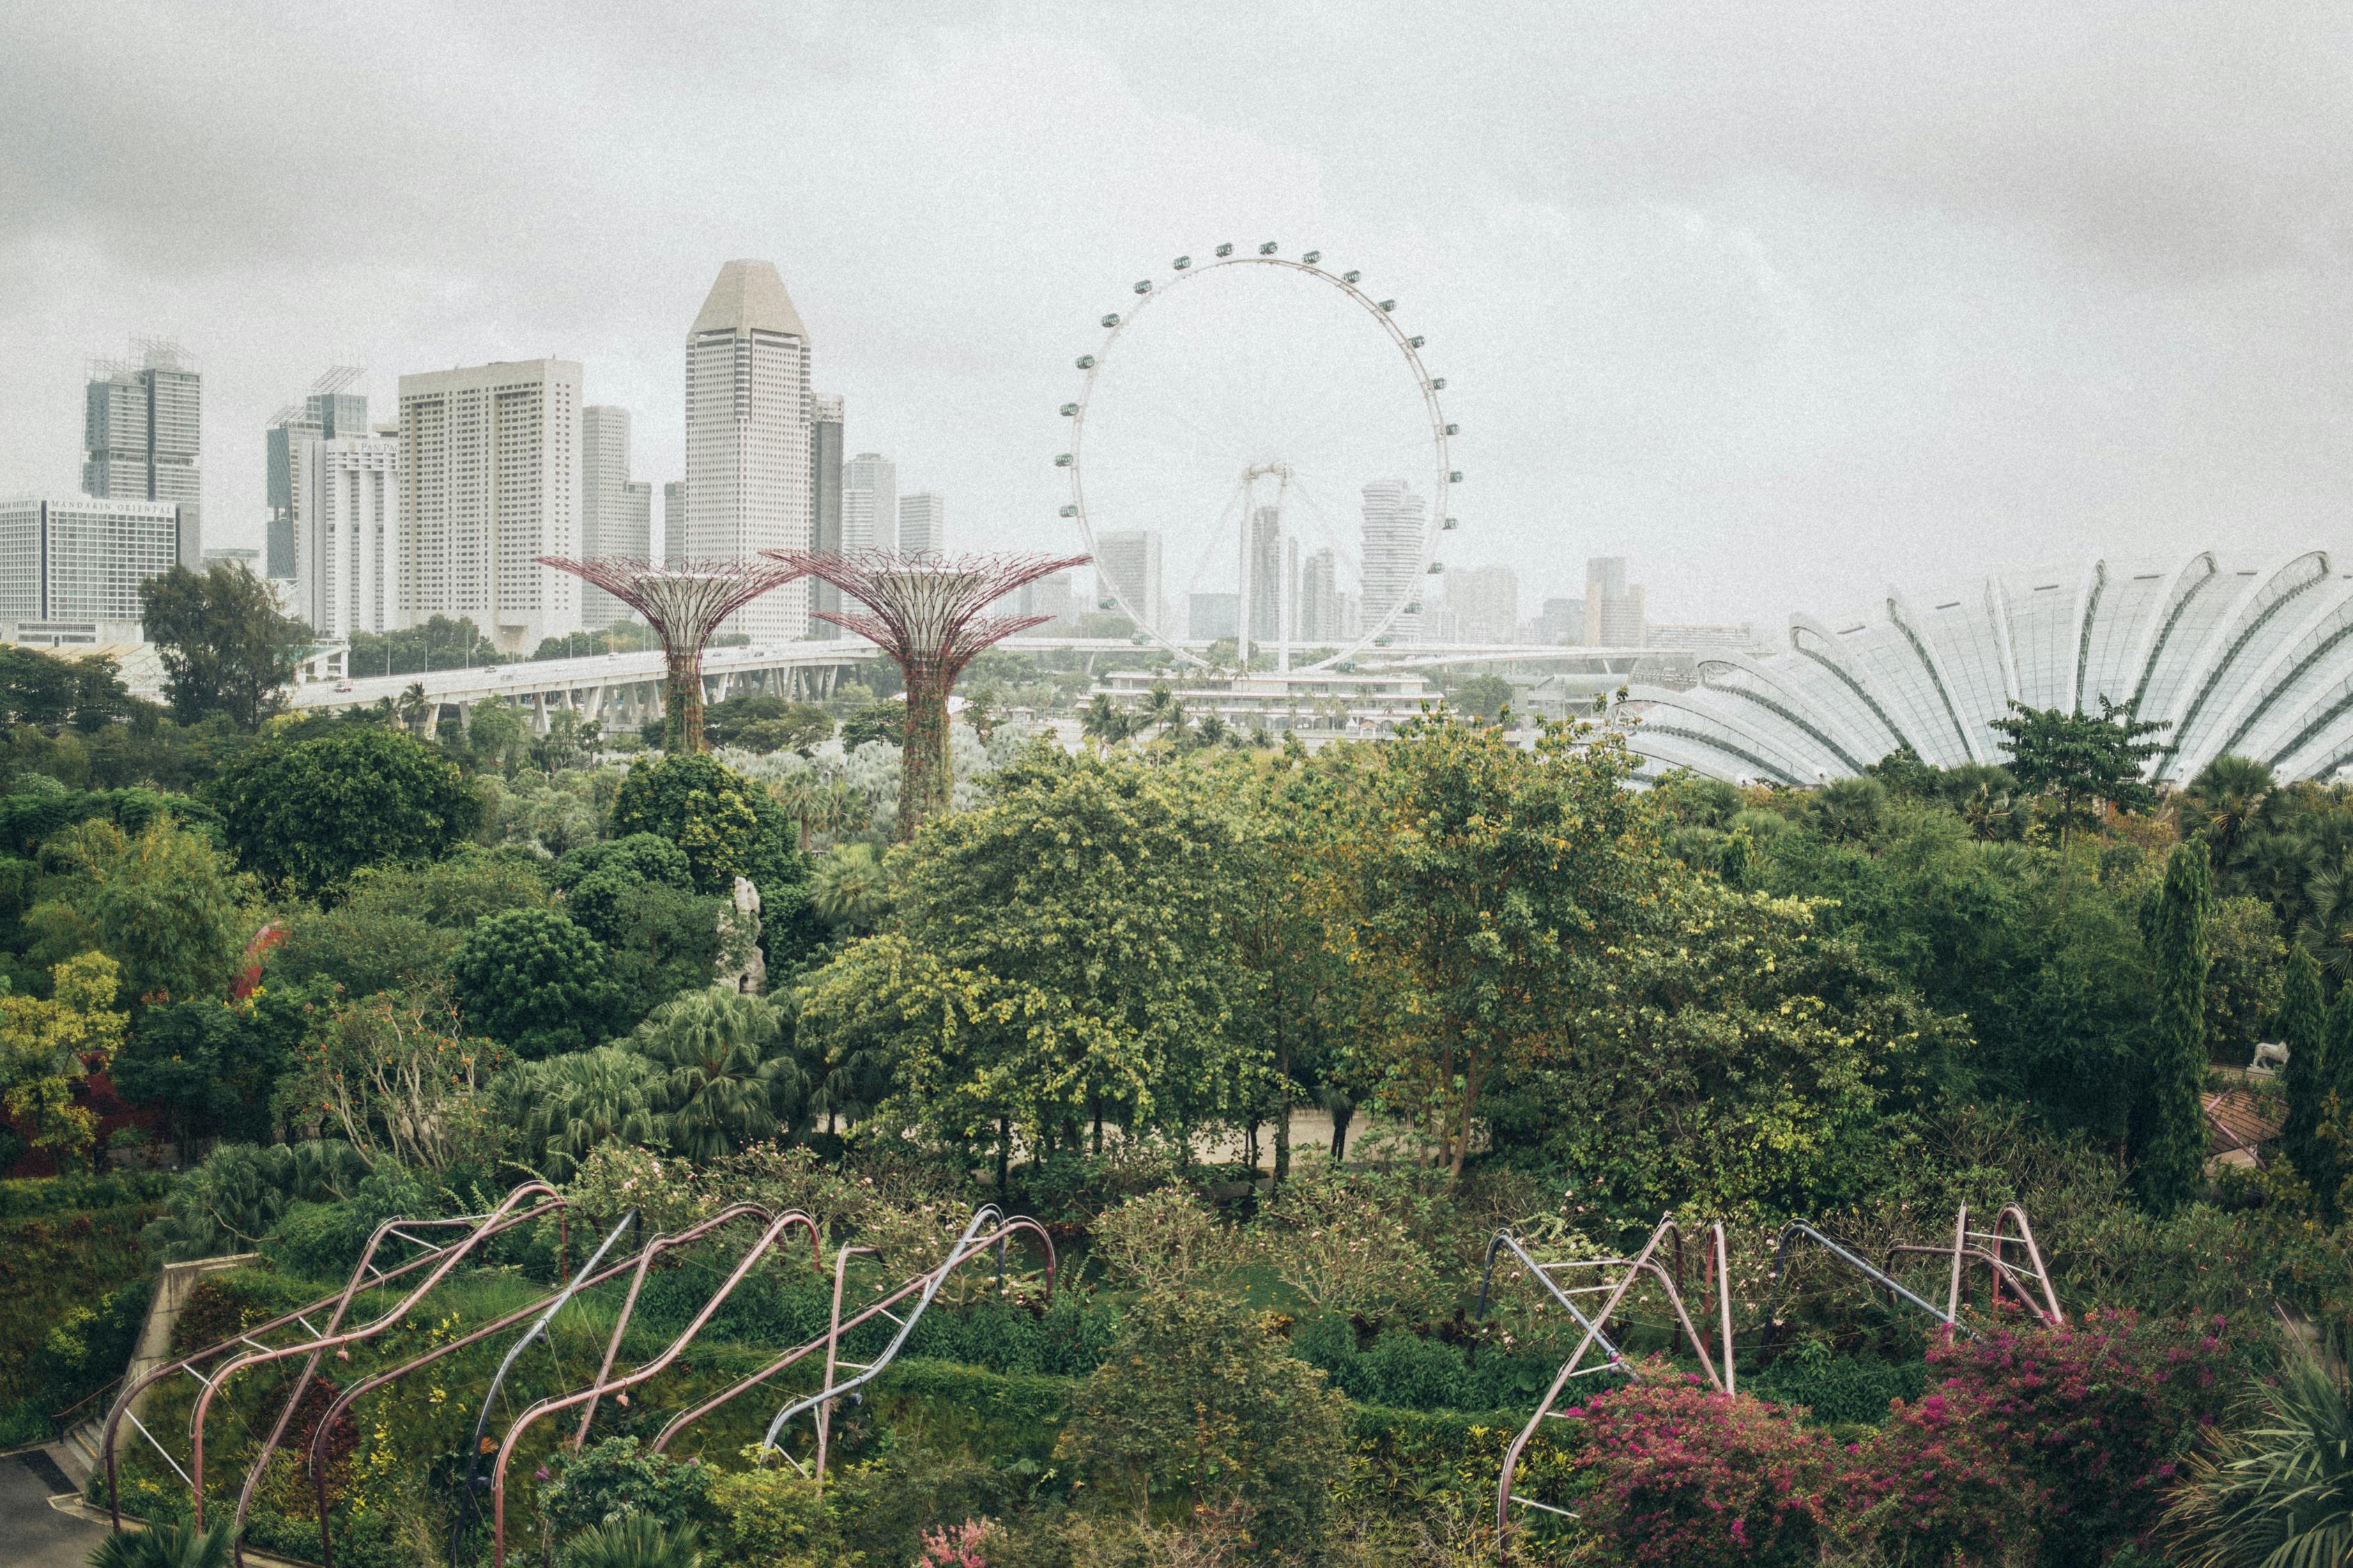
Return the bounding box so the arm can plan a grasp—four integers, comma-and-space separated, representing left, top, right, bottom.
1, 1450, 102, 1568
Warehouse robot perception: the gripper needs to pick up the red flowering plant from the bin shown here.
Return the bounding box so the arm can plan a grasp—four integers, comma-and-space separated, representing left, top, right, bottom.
1556, 1372, 1836, 1567
1844, 1309, 2233, 1563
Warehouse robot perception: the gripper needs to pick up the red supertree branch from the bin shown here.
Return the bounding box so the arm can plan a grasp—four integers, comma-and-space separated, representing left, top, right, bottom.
764, 550, 1089, 837
535, 556, 810, 752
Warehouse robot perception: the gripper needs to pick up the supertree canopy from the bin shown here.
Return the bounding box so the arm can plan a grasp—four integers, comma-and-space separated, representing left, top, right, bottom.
534, 556, 808, 752
768, 549, 1089, 838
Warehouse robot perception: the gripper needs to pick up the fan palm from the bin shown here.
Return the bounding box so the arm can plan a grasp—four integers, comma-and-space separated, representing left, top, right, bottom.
628, 987, 804, 1160
811, 842, 894, 931
2184, 754, 2276, 865
2166, 1328, 2353, 1566
1080, 693, 1135, 752
499, 1047, 661, 1179
2303, 866, 2353, 987
91, 1519, 236, 1568
562, 1517, 704, 1568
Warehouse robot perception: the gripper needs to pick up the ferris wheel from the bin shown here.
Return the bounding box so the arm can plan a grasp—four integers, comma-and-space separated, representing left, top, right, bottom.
1055, 244, 1459, 671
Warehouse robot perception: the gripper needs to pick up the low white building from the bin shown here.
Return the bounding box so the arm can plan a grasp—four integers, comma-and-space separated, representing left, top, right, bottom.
0, 494, 185, 643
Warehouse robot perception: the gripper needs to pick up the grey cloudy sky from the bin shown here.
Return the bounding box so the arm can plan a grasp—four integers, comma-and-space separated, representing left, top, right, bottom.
5, 1, 2350, 626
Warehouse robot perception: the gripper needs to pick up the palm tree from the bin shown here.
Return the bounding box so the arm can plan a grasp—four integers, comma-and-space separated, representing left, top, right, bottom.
499, 1047, 661, 1179
2303, 864, 2353, 986
1081, 693, 1135, 753
562, 1518, 704, 1568
811, 842, 893, 931
396, 681, 430, 736
627, 987, 806, 1160
2183, 754, 2275, 866
1141, 682, 1185, 739
91, 1520, 236, 1568
2166, 1330, 2353, 1565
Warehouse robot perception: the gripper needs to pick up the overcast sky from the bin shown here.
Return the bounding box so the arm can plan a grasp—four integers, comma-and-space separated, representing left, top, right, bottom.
5, 1, 2351, 627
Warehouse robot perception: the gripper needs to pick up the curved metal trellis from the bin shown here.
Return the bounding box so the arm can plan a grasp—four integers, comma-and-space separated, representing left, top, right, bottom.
100, 1186, 570, 1548
1476, 1217, 1735, 1546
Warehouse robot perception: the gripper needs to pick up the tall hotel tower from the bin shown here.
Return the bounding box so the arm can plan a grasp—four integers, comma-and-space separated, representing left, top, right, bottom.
398, 358, 583, 654
1359, 480, 1426, 643
684, 260, 812, 640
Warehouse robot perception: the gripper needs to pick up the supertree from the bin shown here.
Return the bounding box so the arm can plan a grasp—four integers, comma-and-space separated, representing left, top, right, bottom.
534, 556, 808, 752
767, 548, 1089, 838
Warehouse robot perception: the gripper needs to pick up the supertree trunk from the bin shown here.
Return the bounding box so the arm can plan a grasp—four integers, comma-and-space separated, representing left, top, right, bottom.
532, 556, 808, 754
765, 549, 1089, 839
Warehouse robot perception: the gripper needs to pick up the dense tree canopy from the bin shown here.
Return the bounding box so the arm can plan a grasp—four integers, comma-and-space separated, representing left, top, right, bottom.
213, 725, 481, 897
452, 907, 627, 1057
139, 562, 312, 730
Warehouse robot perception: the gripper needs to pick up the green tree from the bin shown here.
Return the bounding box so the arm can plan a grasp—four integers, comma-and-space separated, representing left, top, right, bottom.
816, 749, 1255, 1161
452, 907, 627, 1056
1057, 1285, 1349, 1556
139, 562, 313, 729
1450, 672, 1515, 721
2277, 944, 2330, 1200
1337, 712, 1659, 1178
21, 817, 246, 1004
610, 754, 802, 896
0, 951, 126, 1166
1988, 696, 2165, 846
494, 1046, 659, 1179
2134, 838, 2213, 1214
2182, 753, 2276, 866
0, 647, 128, 730
838, 702, 905, 749
213, 725, 482, 898
626, 986, 809, 1158
808, 843, 892, 931
114, 984, 325, 1153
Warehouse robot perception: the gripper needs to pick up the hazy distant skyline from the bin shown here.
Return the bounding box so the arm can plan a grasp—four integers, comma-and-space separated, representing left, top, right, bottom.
6, 2, 2352, 627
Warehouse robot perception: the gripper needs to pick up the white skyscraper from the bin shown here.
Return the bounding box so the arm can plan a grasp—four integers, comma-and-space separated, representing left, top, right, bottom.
296, 436, 401, 638
1449, 564, 1521, 644
1360, 480, 1426, 643
898, 491, 944, 554
809, 394, 844, 636
843, 452, 896, 555
0, 495, 184, 640
266, 369, 364, 580
684, 259, 812, 640
397, 358, 583, 653
1584, 556, 1647, 646
85, 339, 202, 567
1094, 530, 1163, 633
1300, 548, 1342, 643
580, 405, 644, 628
662, 481, 686, 565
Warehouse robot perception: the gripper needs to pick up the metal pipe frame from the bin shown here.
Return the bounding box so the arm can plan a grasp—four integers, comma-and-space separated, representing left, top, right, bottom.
100, 1186, 565, 1537
1881, 1204, 2063, 1330
300, 1204, 819, 1568
756, 1206, 1058, 1470
644, 1207, 1056, 1463
487, 1206, 828, 1568
191, 1185, 566, 1558
1480, 1217, 1735, 1556
1756, 1220, 1966, 1358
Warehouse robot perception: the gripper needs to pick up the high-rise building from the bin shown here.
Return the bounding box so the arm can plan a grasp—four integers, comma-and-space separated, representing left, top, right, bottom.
1583, 556, 1647, 646
397, 358, 583, 654
85, 339, 201, 567
809, 394, 843, 636
1299, 548, 1342, 643
1094, 530, 1163, 632
1016, 569, 1075, 627
296, 436, 401, 638
265, 372, 366, 581
1539, 596, 1584, 643
1359, 480, 1425, 643
1246, 505, 1295, 646
1189, 592, 1240, 641
579, 405, 647, 628
898, 491, 944, 554
0, 495, 185, 638
621, 482, 652, 562
843, 452, 896, 555
662, 482, 687, 565
1449, 565, 1520, 644
684, 259, 813, 640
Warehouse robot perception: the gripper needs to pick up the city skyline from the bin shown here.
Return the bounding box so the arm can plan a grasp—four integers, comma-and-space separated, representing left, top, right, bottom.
8, 8, 2353, 626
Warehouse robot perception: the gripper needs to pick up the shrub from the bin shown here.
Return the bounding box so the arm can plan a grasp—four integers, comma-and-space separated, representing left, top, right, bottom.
1565, 1377, 1837, 1567
1057, 1286, 1349, 1556
541, 1436, 720, 1547
1246, 1159, 1443, 1322
707, 1459, 841, 1568
1089, 1183, 1221, 1290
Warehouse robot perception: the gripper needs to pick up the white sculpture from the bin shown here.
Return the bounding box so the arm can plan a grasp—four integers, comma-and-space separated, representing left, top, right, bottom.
716, 875, 767, 995
2251, 1040, 2288, 1075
